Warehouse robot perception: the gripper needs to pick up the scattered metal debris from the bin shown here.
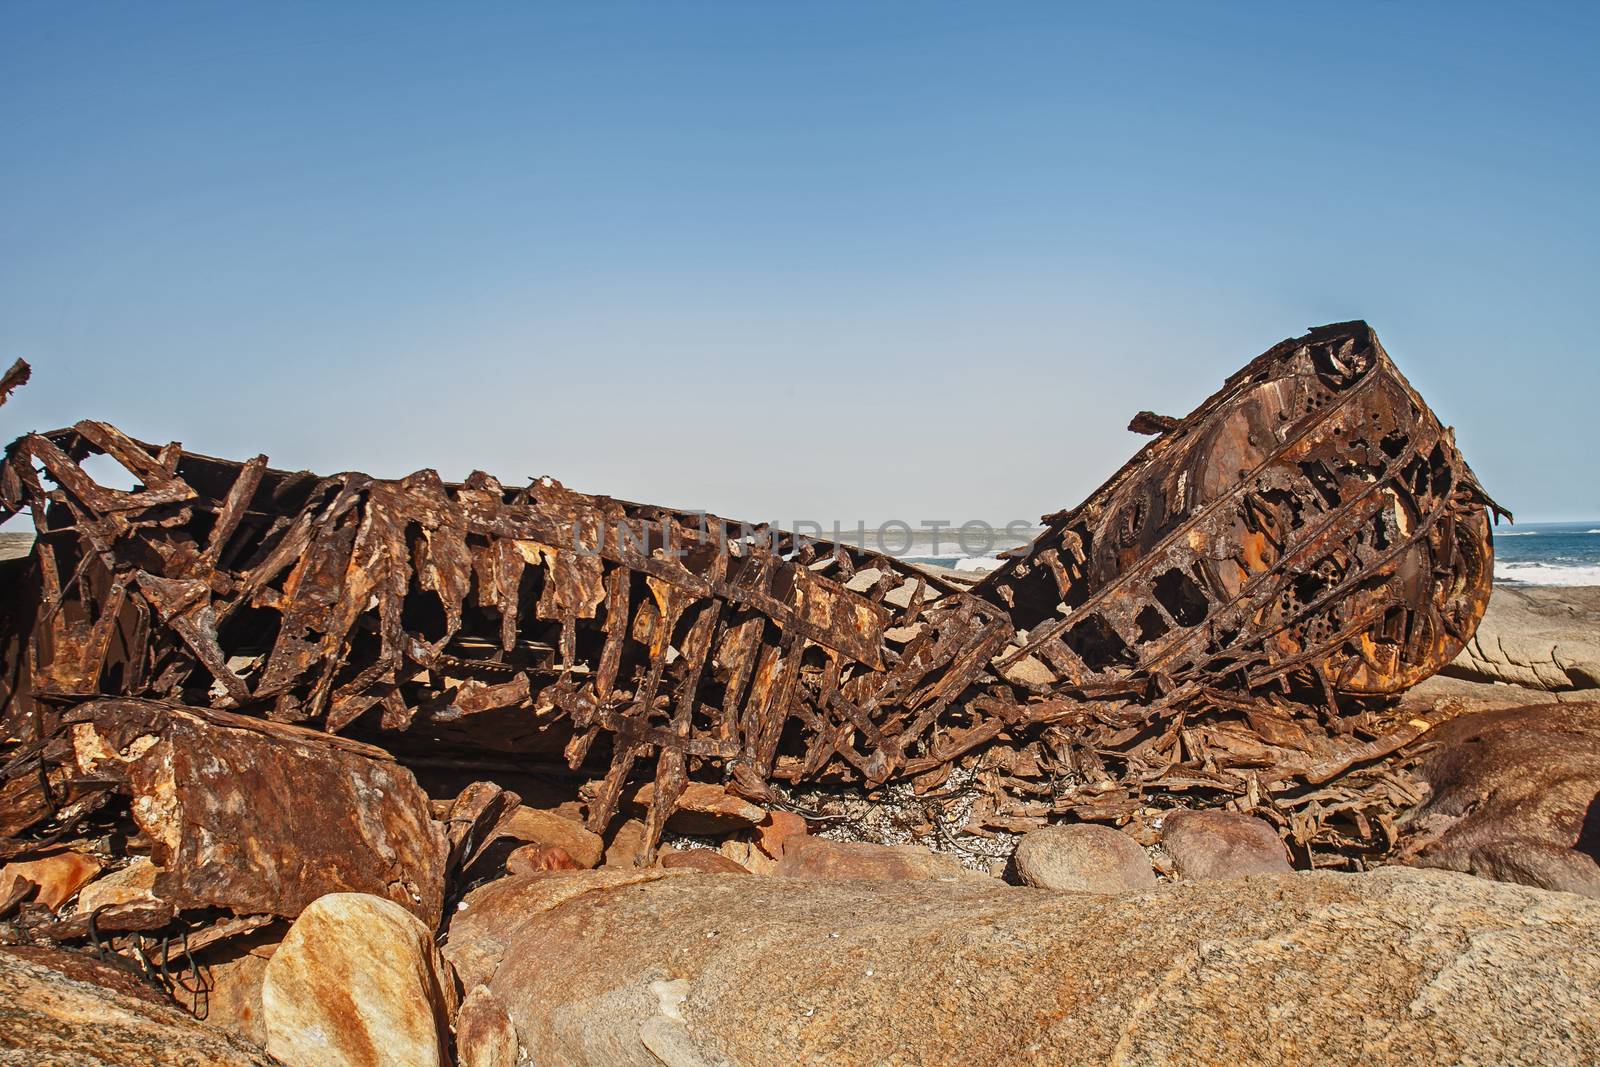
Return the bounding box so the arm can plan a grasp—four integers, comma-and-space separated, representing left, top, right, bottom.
0, 423, 1011, 870
0, 321, 1501, 952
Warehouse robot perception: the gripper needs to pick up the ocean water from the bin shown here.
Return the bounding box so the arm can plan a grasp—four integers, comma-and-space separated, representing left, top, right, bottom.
1489, 520, 1600, 587
901, 520, 1600, 588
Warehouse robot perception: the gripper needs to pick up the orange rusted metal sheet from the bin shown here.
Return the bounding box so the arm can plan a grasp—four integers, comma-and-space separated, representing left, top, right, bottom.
65, 698, 447, 924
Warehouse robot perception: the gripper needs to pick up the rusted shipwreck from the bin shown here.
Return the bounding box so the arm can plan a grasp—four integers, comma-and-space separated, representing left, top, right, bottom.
0, 321, 1498, 940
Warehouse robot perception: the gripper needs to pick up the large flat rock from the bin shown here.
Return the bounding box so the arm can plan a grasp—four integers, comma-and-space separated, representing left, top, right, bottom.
446, 866, 1600, 1066
0, 946, 277, 1065
1445, 585, 1600, 693
1396, 701, 1600, 897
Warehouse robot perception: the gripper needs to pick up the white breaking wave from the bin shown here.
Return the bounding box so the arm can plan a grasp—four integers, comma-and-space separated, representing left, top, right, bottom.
1497, 530, 1539, 536
1589, 529, 1600, 534
944, 556, 1594, 584
1495, 561, 1600, 587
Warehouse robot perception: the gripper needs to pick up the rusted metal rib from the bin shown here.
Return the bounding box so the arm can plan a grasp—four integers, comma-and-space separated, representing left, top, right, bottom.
0, 425, 1008, 861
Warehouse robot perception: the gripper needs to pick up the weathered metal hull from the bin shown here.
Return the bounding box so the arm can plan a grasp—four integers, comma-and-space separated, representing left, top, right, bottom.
0, 323, 1499, 872
978, 320, 1498, 702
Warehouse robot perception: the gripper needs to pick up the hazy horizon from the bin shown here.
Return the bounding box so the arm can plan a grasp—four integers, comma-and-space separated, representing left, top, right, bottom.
3, 3, 1594, 524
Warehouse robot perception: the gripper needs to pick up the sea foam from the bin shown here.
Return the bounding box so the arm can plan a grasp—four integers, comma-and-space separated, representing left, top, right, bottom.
1494, 561, 1600, 587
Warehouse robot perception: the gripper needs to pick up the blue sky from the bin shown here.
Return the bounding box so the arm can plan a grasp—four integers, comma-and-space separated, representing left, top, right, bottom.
2, 2, 1594, 524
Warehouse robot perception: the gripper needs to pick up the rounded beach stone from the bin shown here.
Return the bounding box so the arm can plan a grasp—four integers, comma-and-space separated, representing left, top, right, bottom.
1013, 824, 1156, 893
507, 843, 582, 874
773, 836, 975, 882
1160, 809, 1291, 880
260, 892, 457, 1067
659, 848, 750, 874
457, 984, 518, 1067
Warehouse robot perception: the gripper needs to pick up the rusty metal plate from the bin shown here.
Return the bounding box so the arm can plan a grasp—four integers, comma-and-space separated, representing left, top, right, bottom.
67, 699, 446, 923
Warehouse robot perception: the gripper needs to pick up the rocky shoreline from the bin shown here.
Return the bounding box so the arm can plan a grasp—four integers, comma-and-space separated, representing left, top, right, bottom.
4, 565, 1599, 1063
3, 684, 1598, 1064
5, 812, 1599, 1065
